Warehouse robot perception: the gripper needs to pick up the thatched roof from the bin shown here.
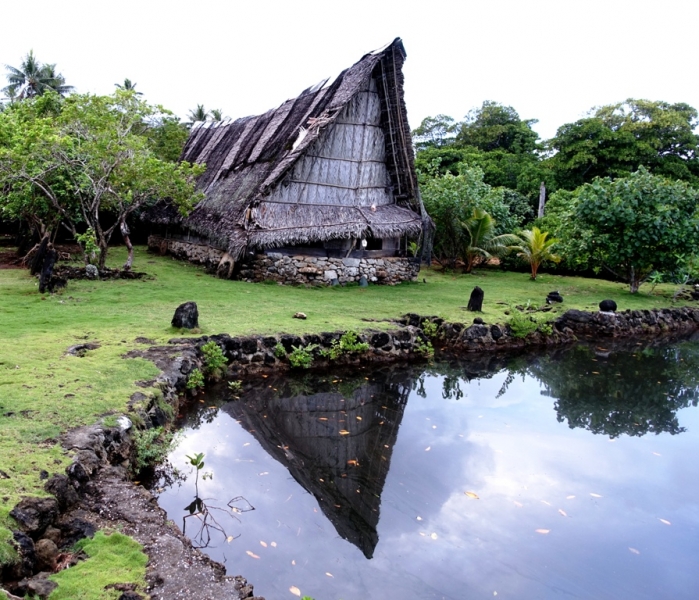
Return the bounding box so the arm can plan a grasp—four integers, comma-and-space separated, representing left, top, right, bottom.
164, 38, 426, 258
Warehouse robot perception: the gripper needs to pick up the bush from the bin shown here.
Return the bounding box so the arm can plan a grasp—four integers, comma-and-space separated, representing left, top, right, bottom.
322, 331, 370, 360
289, 344, 317, 369
132, 427, 176, 474
201, 341, 227, 378
508, 310, 538, 338
186, 368, 204, 390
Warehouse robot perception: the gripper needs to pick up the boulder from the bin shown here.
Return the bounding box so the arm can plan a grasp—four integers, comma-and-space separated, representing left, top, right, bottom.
9, 497, 58, 539
467, 286, 484, 312
85, 264, 99, 280
546, 291, 563, 303
44, 474, 79, 512
171, 302, 199, 329
34, 538, 58, 572
599, 299, 617, 312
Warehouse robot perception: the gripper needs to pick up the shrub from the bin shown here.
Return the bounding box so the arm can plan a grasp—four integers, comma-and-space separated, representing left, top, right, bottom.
132, 427, 176, 474
187, 368, 204, 390
323, 331, 370, 360
289, 344, 317, 369
201, 341, 227, 378
508, 310, 538, 338
421, 319, 439, 338
273, 342, 287, 359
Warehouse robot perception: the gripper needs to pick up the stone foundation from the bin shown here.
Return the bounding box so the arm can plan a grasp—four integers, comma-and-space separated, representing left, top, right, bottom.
147, 235, 421, 285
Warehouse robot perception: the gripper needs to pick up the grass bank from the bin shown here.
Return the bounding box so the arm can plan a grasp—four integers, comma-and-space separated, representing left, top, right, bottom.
0, 246, 693, 594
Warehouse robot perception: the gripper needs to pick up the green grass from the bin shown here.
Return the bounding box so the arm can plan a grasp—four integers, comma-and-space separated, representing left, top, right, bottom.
0, 245, 693, 594
48, 531, 147, 599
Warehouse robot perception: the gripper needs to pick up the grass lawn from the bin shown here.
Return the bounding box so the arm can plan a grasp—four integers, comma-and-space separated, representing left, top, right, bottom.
0, 245, 693, 591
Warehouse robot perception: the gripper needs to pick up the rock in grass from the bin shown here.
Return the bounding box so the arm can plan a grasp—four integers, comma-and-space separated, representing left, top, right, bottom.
599, 299, 617, 312
293, 312, 307, 320
172, 302, 199, 329
467, 286, 484, 312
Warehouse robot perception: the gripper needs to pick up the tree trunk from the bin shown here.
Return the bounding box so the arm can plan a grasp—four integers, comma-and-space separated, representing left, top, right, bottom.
531, 261, 539, 280
120, 219, 133, 271
537, 182, 546, 219
629, 266, 640, 293
98, 241, 108, 270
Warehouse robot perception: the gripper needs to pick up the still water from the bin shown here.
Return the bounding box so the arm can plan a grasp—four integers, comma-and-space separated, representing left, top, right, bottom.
155, 335, 699, 599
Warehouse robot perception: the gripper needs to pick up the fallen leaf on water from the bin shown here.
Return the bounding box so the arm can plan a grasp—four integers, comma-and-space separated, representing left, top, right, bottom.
208, 406, 216, 409
291, 560, 296, 565
592, 371, 600, 375
465, 491, 480, 499
416, 516, 423, 521
271, 541, 277, 547
629, 547, 640, 555
558, 509, 568, 517
246, 551, 260, 559
318, 417, 328, 421
659, 518, 671, 525
566, 495, 575, 500
356, 416, 362, 421
226, 536, 234, 543
243, 443, 250, 447
535, 529, 550, 534
347, 459, 359, 467
430, 532, 438, 539
425, 446, 431, 451
590, 493, 603, 498
325, 572, 334, 577
541, 500, 551, 506
339, 430, 350, 436
652, 452, 661, 456
290, 586, 301, 597
260, 541, 268, 548
514, 501, 523, 508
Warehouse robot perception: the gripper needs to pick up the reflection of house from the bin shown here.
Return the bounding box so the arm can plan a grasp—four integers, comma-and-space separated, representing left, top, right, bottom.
146, 38, 432, 285
222, 370, 413, 558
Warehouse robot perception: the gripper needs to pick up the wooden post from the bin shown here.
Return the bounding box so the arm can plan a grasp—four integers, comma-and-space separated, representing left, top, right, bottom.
537, 181, 546, 219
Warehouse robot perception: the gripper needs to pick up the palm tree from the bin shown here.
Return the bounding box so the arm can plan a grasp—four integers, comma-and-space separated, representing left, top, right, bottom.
115, 78, 143, 96
210, 108, 225, 121
460, 208, 519, 273
187, 104, 209, 126
509, 226, 561, 280
3, 50, 73, 99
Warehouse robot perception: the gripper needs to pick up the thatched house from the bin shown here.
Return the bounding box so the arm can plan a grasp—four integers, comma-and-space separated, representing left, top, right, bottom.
147, 38, 431, 285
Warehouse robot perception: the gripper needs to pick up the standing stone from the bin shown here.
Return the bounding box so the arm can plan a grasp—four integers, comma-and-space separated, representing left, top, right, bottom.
467, 286, 484, 312
171, 302, 199, 329
599, 299, 617, 312
359, 275, 369, 287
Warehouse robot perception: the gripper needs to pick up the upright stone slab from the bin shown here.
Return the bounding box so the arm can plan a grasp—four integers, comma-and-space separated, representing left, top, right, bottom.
467, 286, 484, 312
172, 302, 199, 329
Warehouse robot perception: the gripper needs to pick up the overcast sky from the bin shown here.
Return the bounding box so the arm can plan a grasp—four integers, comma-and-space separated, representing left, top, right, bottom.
1, 0, 697, 140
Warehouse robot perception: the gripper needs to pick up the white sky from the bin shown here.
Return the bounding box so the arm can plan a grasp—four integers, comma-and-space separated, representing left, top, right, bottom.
1, 0, 697, 140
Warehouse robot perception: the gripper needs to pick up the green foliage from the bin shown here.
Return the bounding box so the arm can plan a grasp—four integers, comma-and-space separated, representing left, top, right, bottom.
289, 344, 317, 369
508, 310, 539, 338
322, 330, 370, 360
0, 527, 18, 567
412, 114, 458, 149
3, 50, 73, 100
557, 168, 699, 293
75, 228, 99, 265
227, 380, 243, 394
538, 322, 553, 336
49, 531, 147, 600
274, 342, 287, 359
186, 368, 204, 390
421, 319, 439, 338
416, 338, 435, 357
549, 99, 699, 189
132, 426, 175, 474
460, 208, 520, 273
508, 227, 560, 280
201, 340, 227, 378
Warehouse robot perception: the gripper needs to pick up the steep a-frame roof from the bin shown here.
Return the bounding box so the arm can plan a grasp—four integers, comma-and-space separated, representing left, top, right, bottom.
165, 38, 426, 259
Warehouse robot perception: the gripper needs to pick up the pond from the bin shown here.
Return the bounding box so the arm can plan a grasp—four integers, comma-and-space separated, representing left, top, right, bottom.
154, 334, 699, 599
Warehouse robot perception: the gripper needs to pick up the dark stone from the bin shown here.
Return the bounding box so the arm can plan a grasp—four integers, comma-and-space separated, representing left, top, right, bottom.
35, 538, 58, 572
464, 324, 489, 340
280, 334, 302, 353
473, 317, 484, 325
240, 338, 259, 355
39, 470, 49, 480
330, 278, 340, 286
490, 325, 503, 340
38, 247, 58, 294
30, 236, 49, 276
262, 336, 278, 348
65, 342, 100, 356
148, 405, 169, 427
58, 517, 96, 548
171, 302, 199, 329
9, 497, 58, 539
66, 449, 101, 484
546, 291, 564, 303
303, 334, 322, 346
467, 286, 484, 312
9, 531, 35, 579
560, 309, 592, 324
45, 474, 79, 511
599, 299, 617, 312
118, 592, 145, 600
371, 332, 391, 348
358, 275, 368, 287
17, 572, 58, 599
0, 469, 9, 479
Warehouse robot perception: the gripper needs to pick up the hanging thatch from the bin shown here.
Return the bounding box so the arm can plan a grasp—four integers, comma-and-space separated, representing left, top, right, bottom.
152, 38, 430, 259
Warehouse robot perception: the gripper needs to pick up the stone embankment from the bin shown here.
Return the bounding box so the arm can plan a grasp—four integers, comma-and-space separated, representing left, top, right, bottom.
4, 306, 699, 599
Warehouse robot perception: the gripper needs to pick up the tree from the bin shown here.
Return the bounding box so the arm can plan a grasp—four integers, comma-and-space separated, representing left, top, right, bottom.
509, 226, 560, 280
187, 104, 209, 126
420, 165, 521, 269
115, 78, 143, 96
562, 168, 699, 293
460, 208, 518, 273
3, 50, 73, 100
412, 114, 458, 150
0, 90, 205, 269
549, 99, 699, 189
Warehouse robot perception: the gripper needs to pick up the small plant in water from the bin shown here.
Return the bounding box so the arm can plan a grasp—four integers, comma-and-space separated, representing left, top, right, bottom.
132, 427, 176, 475
201, 341, 227, 380
289, 344, 317, 369
227, 380, 243, 394
421, 319, 439, 338
186, 368, 204, 390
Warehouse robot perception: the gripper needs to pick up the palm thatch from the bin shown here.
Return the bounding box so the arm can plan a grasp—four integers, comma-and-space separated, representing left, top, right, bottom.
153, 38, 429, 259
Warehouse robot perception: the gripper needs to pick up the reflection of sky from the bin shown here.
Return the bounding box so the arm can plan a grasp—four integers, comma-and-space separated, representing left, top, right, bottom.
158, 359, 699, 600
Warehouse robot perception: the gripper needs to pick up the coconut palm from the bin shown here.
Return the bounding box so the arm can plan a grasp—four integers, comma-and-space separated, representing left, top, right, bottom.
3, 50, 73, 99
115, 78, 143, 96
210, 108, 224, 121
509, 226, 561, 280
187, 104, 209, 126
460, 208, 519, 273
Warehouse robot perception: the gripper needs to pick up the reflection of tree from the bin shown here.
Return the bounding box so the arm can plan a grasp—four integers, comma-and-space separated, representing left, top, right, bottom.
528, 342, 699, 438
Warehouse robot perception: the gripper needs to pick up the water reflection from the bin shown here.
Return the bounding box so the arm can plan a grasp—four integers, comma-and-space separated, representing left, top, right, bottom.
222, 368, 414, 558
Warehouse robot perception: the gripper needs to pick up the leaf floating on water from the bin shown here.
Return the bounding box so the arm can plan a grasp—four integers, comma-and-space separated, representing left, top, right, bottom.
339, 430, 350, 436
356, 416, 362, 421
659, 518, 671, 525
629, 547, 640, 555
541, 500, 551, 506
318, 417, 328, 421
271, 541, 277, 547
346, 459, 359, 467
416, 516, 423, 521
246, 551, 260, 559
566, 495, 575, 500
325, 572, 334, 578
243, 443, 250, 447
590, 493, 603, 498
535, 529, 550, 534
260, 541, 268, 548
289, 586, 301, 597
430, 532, 438, 539
514, 501, 523, 508
425, 446, 431, 452
465, 491, 480, 499
592, 371, 600, 375
652, 452, 661, 456
226, 536, 234, 543
558, 509, 568, 517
